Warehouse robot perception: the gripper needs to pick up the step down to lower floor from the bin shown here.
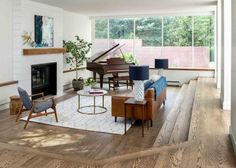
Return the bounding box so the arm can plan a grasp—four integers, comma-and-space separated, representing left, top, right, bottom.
169, 80, 197, 144
153, 84, 188, 147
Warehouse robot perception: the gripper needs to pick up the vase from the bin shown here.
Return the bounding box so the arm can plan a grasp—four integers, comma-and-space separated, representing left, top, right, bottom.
84, 85, 91, 92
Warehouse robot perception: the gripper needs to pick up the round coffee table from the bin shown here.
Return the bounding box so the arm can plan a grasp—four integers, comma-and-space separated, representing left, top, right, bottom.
77, 89, 108, 115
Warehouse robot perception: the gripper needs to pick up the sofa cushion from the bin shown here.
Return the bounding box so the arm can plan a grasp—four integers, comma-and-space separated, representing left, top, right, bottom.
149, 76, 167, 99
144, 80, 153, 92
34, 99, 53, 113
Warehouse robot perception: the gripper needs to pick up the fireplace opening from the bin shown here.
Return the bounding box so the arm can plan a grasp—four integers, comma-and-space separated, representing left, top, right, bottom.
31, 62, 57, 98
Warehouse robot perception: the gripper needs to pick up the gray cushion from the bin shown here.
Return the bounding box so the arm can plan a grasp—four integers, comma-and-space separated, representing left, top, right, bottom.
34, 99, 53, 113
18, 87, 32, 110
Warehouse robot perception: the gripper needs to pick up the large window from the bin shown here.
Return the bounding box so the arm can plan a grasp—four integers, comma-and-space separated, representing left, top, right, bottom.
163, 16, 192, 46
109, 19, 134, 39
92, 15, 215, 68
162, 16, 193, 67
194, 16, 214, 67
135, 17, 162, 46
92, 19, 108, 54
108, 19, 134, 55
95, 19, 108, 39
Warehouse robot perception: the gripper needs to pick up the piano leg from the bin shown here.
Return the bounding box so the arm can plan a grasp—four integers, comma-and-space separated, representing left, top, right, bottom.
100, 74, 104, 88
93, 72, 96, 81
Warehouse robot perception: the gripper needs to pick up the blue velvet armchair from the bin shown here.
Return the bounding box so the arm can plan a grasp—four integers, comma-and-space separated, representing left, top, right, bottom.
16, 87, 58, 129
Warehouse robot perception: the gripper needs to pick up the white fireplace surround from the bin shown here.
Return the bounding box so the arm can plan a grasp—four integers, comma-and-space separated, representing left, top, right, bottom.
13, 0, 64, 96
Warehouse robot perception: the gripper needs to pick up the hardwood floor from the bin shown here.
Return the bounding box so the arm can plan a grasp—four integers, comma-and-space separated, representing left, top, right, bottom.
0, 78, 235, 168
102, 78, 236, 168
0, 85, 178, 165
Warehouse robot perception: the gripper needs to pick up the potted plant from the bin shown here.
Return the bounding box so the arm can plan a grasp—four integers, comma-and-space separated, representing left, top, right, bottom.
84, 77, 97, 91
120, 52, 138, 65
63, 36, 92, 90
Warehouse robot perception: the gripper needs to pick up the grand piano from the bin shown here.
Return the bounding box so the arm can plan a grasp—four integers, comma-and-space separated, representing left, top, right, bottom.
87, 44, 132, 88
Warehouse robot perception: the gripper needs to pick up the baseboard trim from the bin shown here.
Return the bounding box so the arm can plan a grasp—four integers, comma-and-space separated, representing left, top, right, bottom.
0, 103, 9, 112
230, 126, 236, 156
222, 100, 231, 110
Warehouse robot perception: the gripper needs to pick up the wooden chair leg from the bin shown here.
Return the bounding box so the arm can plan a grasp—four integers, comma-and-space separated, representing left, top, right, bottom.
113, 79, 116, 90
16, 104, 23, 122
51, 98, 58, 122
24, 110, 33, 129
53, 107, 58, 122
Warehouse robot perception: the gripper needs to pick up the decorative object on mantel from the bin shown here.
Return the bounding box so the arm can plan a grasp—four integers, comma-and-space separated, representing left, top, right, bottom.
22, 31, 36, 47
63, 36, 92, 91
23, 48, 66, 56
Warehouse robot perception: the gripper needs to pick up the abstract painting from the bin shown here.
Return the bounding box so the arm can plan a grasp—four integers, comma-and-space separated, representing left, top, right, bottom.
35, 15, 54, 47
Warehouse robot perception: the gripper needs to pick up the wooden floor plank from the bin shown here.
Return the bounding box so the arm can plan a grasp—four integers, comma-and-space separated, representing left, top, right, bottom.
153, 84, 188, 147
169, 80, 197, 144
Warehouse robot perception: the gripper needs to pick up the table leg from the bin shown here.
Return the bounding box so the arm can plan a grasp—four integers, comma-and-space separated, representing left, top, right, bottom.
78, 95, 80, 108
102, 95, 104, 107
124, 105, 127, 135
142, 105, 144, 137
94, 96, 96, 114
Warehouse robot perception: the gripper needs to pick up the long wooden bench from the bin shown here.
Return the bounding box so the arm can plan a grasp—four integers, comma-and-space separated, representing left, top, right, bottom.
108, 76, 133, 90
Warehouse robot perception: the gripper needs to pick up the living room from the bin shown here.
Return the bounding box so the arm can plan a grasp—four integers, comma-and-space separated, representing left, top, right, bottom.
0, 0, 236, 167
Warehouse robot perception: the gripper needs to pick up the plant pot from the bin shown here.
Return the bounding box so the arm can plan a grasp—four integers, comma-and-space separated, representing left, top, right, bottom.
84, 85, 91, 92
72, 78, 84, 91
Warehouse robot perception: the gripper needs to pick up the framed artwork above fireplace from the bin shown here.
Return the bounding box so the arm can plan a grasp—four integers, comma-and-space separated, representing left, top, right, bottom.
34, 15, 54, 47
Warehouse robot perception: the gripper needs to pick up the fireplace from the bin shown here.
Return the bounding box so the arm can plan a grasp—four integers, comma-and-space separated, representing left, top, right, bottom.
31, 62, 57, 98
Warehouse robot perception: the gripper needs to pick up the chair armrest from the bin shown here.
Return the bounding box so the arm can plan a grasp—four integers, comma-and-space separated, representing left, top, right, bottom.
29, 92, 44, 99
145, 88, 155, 99
33, 97, 54, 104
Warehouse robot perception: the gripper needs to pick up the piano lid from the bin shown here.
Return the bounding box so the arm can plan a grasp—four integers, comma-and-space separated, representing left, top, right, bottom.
87, 43, 125, 63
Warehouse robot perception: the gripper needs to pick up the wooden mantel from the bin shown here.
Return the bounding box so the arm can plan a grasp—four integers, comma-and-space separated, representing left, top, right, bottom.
23, 48, 66, 56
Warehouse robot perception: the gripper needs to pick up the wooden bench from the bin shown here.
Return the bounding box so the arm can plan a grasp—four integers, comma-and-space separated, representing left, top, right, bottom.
108, 76, 133, 90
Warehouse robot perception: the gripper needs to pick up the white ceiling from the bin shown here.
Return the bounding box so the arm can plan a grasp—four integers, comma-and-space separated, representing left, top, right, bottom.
30, 0, 217, 17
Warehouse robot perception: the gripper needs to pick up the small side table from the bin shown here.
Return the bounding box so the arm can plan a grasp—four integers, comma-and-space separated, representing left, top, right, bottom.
9, 96, 22, 115
124, 98, 147, 137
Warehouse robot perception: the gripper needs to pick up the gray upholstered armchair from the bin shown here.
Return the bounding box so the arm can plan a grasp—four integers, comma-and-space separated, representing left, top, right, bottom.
16, 87, 58, 129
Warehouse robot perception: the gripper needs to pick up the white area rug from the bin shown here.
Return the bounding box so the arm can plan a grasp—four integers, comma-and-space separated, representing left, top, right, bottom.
21, 95, 131, 135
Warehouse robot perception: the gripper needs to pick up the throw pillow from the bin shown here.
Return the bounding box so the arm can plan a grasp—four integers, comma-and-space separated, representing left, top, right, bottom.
150, 74, 161, 82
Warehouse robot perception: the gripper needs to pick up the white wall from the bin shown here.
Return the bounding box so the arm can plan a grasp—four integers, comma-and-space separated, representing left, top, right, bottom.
0, 0, 18, 111
63, 11, 92, 88
63, 10, 91, 42
220, 0, 231, 110
150, 69, 214, 85
216, 0, 221, 89
230, 0, 236, 155
0, 0, 13, 82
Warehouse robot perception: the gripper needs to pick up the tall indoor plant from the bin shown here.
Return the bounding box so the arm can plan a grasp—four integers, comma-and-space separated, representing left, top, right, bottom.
63, 36, 92, 90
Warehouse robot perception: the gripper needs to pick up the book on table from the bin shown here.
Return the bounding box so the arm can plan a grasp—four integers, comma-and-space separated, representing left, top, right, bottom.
89, 89, 103, 94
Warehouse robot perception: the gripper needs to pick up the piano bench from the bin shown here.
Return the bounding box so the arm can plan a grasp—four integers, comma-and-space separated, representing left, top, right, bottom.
108, 76, 133, 90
